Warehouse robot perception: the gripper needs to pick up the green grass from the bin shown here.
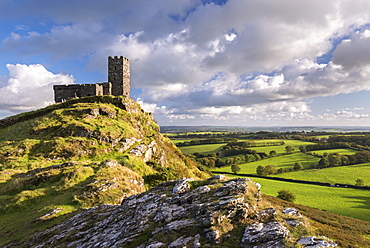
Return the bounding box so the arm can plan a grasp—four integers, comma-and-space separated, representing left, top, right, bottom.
170, 139, 194, 144
177, 139, 317, 156
214, 153, 321, 174
271, 163, 370, 186
310, 148, 358, 156
179, 143, 227, 155
251, 139, 316, 155
311, 135, 330, 139
0, 181, 81, 246
224, 174, 370, 222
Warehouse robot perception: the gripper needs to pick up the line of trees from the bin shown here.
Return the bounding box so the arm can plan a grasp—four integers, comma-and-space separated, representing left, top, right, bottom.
220, 146, 268, 158
226, 141, 285, 148
316, 151, 370, 168
192, 151, 267, 168
303, 142, 350, 152
328, 135, 370, 146
176, 138, 238, 147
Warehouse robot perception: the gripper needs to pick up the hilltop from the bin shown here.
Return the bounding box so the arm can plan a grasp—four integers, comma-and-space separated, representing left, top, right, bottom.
0, 96, 369, 247
0, 96, 208, 245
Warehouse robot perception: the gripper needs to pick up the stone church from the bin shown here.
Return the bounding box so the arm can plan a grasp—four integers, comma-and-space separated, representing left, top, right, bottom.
53, 56, 130, 102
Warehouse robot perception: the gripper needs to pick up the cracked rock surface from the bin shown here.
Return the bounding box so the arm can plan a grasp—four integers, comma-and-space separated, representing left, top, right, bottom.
23, 177, 337, 248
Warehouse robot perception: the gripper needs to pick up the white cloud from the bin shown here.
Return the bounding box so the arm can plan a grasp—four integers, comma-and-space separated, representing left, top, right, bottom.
0, 64, 74, 113
2, 0, 370, 125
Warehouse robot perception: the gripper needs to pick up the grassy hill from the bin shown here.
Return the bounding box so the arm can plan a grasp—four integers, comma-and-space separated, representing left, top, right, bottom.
2, 97, 370, 247
0, 96, 209, 246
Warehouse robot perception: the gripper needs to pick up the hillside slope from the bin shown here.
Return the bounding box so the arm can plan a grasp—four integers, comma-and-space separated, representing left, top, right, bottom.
8, 176, 341, 248
0, 96, 209, 245
1, 96, 370, 247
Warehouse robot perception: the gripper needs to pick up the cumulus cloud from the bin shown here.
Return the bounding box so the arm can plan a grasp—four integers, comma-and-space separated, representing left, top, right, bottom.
332, 30, 370, 70
2, 0, 370, 125
0, 64, 74, 115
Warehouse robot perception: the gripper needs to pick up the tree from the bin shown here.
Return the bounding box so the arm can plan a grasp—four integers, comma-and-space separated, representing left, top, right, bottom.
254, 154, 261, 161
265, 165, 276, 175
285, 146, 295, 154
276, 168, 287, 174
269, 150, 277, 157
341, 155, 349, 165
256, 165, 268, 176
355, 151, 370, 163
355, 178, 365, 187
207, 159, 216, 168
299, 145, 306, 153
231, 164, 241, 174
244, 155, 250, 163
225, 158, 234, 165
293, 162, 303, 171
328, 154, 341, 167
277, 190, 296, 202
234, 157, 242, 165
318, 157, 329, 168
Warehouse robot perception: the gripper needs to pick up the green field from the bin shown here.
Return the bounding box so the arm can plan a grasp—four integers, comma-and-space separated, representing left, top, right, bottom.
312, 135, 330, 139
310, 148, 358, 156
223, 174, 370, 222
214, 153, 321, 174
177, 139, 318, 156
170, 139, 193, 144
179, 143, 227, 155
271, 163, 370, 186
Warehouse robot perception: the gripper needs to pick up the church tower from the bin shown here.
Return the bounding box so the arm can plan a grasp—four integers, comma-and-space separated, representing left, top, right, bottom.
108, 56, 130, 97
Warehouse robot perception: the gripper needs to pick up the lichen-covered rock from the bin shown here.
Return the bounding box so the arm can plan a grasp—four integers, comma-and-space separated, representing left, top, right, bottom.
286, 219, 303, 227
21, 177, 337, 248
25, 177, 257, 247
283, 207, 302, 217
241, 221, 290, 248
130, 144, 147, 157
257, 207, 277, 221
172, 178, 194, 194
297, 236, 338, 247
119, 137, 140, 152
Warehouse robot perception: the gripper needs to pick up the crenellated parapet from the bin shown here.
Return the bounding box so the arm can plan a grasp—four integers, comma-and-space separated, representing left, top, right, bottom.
53, 57, 130, 102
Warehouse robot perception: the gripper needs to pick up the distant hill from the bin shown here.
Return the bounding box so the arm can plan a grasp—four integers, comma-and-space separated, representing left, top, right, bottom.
161, 125, 370, 133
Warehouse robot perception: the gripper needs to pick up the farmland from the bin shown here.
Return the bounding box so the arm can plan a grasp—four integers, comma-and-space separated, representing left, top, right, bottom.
167, 130, 370, 222
179, 139, 317, 155
310, 148, 358, 156
179, 143, 226, 155
214, 152, 321, 174
271, 162, 370, 186
225, 174, 370, 222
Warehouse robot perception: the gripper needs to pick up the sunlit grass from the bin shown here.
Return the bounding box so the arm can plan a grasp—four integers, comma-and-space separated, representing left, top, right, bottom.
179, 143, 227, 155
311, 148, 358, 156
213, 153, 321, 174
224, 174, 370, 222
271, 162, 370, 186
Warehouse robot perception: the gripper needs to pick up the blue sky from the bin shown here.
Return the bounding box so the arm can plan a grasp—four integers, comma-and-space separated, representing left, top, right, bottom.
1, 0, 370, 126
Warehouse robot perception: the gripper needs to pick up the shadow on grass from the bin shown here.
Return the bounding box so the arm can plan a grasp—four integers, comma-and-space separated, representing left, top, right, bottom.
0, 174, 95, 247
345, 195, 370, 210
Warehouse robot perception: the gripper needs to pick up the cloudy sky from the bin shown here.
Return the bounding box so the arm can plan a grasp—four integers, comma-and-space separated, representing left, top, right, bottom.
1, 0, 370, 127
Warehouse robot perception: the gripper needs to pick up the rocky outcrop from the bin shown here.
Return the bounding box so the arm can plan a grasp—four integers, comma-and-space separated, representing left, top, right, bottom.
241, 221, 289, 248
23, 177, 337, 248
297, 236, 338, 247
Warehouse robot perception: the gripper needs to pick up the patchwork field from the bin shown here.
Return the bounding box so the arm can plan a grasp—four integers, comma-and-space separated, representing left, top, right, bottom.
170, 134, 370, 223
224, 174, 370, 222
179, 139, 318, 155
310, 148, 358, 156
179, 143, 227, 155
213, 153, 321, 174
271, 162, 370, 186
